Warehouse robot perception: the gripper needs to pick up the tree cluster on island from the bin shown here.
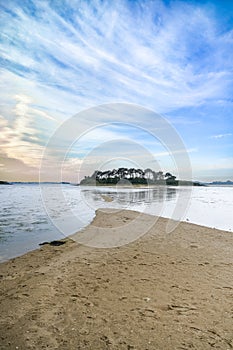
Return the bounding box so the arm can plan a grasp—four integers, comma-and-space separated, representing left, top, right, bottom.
80, 167, 202, 186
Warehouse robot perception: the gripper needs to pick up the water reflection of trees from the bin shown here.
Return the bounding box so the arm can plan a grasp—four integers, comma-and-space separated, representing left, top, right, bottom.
82, 187, 177, 204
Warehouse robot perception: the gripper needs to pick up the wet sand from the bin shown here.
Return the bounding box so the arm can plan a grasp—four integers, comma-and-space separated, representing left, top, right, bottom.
0, 209, 233, 349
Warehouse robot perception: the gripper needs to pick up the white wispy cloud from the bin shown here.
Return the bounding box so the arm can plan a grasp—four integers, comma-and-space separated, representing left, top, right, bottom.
210, 133, 232, 139
0, 94, 59, 169
1, 0, 232, 114
154, 148, 198, 158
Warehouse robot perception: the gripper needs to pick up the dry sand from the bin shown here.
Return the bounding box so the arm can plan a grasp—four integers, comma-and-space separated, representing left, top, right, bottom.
0, 209, 233, 350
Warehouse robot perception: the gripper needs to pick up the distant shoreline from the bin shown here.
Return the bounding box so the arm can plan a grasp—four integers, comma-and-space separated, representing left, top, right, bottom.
0, 182, 203, 186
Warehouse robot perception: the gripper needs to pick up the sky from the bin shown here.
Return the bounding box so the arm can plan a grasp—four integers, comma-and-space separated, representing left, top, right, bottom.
0, 0, 233, 182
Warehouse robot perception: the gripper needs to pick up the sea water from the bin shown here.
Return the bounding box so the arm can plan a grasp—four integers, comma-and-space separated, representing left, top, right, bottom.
0, 184, 232, 262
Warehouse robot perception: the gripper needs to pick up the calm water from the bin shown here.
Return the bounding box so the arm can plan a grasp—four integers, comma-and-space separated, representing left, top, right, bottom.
0, 184, 233, 262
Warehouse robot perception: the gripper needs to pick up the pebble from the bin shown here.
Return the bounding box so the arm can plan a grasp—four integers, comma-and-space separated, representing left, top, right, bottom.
143, 297, 151, 302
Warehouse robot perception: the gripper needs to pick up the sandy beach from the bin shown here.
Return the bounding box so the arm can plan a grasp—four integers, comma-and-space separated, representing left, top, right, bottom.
0, 209, 233, 350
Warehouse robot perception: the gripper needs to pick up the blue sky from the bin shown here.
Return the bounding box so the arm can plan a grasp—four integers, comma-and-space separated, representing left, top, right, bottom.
0, 0, 232, 182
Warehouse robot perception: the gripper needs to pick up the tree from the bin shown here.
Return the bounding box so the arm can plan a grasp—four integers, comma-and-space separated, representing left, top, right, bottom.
144, 168, 154, 180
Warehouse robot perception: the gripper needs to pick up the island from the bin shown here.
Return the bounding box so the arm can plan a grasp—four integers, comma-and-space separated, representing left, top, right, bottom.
80, 168, 203, 186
